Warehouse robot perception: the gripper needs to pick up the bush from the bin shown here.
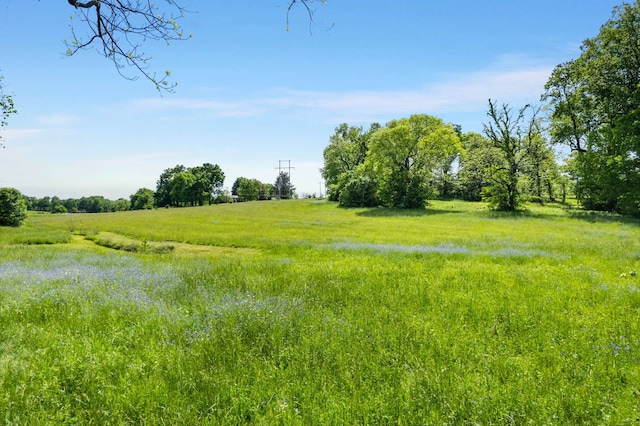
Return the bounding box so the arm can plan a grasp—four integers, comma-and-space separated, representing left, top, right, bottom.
52, 204, 68, 214
338, 173, 379, 208
0, 187, 27, 227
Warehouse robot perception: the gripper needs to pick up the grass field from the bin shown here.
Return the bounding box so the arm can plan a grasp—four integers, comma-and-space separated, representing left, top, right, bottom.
1, 199, 639, 424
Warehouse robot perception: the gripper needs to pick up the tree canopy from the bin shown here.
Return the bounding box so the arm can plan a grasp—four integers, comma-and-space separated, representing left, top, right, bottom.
322, 123, 380, 201
366, 115, 461, 209
155, 163, 224, 207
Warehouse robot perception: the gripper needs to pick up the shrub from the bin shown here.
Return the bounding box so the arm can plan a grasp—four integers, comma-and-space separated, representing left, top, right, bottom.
0, 187, 27, 227
338, 172, 379, 208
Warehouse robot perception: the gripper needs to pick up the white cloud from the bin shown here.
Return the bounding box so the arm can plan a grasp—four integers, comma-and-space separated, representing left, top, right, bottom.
36, 114, 79, 126
126, 60, 553, 124
1, 128, 48, 141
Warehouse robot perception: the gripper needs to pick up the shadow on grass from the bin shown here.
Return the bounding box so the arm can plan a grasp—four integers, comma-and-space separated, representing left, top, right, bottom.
350, 199, 640, 224
566, 209, 640, 225
478, 202, 640, 225
355, 207, 464, 218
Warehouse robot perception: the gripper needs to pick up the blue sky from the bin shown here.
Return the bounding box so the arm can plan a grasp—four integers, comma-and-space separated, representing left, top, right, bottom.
0, 0, 623, 199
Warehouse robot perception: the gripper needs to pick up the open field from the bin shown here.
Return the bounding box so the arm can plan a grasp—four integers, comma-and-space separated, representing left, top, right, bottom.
1, 199, 639, 424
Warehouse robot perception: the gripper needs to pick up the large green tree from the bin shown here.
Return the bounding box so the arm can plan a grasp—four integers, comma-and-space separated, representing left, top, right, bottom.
366, 114, 461, 209
154, 163, 224, 207
155, 165, 186, 207
170, 171, 198, 206
322, 123, 380, 201
190, 163, 225, 205
237, 178, 261, 201
130, 188, 155, 210
544, 1, 640, 215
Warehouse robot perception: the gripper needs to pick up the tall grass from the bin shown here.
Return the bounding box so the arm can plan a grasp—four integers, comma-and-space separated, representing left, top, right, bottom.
1, 199, 639, 423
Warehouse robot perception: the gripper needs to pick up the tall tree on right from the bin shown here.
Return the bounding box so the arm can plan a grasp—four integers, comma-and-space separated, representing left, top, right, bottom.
544, 1, 640, 216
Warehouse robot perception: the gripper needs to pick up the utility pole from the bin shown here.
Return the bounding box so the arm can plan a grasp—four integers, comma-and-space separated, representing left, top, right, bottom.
275, 160, 295, 199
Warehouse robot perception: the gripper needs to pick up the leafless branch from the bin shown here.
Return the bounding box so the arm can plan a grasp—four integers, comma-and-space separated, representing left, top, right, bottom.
65, 0, 191, 92
63, 1, 326, 92
286, 0, 327, 33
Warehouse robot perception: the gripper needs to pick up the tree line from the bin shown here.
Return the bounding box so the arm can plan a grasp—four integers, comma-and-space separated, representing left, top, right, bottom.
7, 163, 297, 222
320, 109, 566, 211
230, 172, 296, 202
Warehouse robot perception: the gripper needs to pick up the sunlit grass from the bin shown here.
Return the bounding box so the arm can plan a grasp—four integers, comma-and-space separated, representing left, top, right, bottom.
1, 199, 639, 423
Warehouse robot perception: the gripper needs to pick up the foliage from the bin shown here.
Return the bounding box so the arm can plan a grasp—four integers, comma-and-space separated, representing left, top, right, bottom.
521, 133, 561, 203
483, 100, 544, 211
27, 195, 128, 213
237, 177, 260, 201
155, 163, 224, 207
366, 114, 461, 208
130, 188, 155, 210
232, 178, 274, 201
322, 123, 380, 201
52, 204, 68, 214
337, 167, 379, 208
457, 132, 504, 201
1, 200, 640, 423
0, 73, 17, 149
64, 0, 189, 91
544, 1, 640, 216
274, 172, 295, 199
78, 195, 124, 213
0, 187, 27, 227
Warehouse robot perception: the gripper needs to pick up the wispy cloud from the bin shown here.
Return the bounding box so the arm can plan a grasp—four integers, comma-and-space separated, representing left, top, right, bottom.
1, 128, 48, 141
36, 114, 79, 126
127, 60, 553, 123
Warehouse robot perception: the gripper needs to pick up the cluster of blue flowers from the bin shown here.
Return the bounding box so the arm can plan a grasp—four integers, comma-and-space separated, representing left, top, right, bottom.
0, 253, 181, 315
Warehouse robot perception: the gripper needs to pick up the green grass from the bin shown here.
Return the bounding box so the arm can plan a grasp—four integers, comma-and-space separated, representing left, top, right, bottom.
1, 199, 639, 424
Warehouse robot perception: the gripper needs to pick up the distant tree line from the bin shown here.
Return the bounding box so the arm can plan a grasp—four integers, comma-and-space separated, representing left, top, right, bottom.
231, 178, 274, 201
231, 172, 296, 201
27, 195, 131, 214
18, 161, 299, 220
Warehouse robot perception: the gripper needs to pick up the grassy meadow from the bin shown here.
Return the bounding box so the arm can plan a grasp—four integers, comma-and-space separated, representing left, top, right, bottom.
1, 199, 639, 424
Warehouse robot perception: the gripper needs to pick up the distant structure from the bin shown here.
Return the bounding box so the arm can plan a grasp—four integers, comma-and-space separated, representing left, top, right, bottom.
275, 160, 295, 199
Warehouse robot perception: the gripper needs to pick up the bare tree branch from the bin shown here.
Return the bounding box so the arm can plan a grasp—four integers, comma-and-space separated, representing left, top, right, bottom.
64, 0, 191, 92
286, 0, 328, 33
63, 1, 325, 92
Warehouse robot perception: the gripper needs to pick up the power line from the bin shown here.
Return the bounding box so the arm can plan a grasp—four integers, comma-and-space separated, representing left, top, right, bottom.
275, 160, 295, 199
